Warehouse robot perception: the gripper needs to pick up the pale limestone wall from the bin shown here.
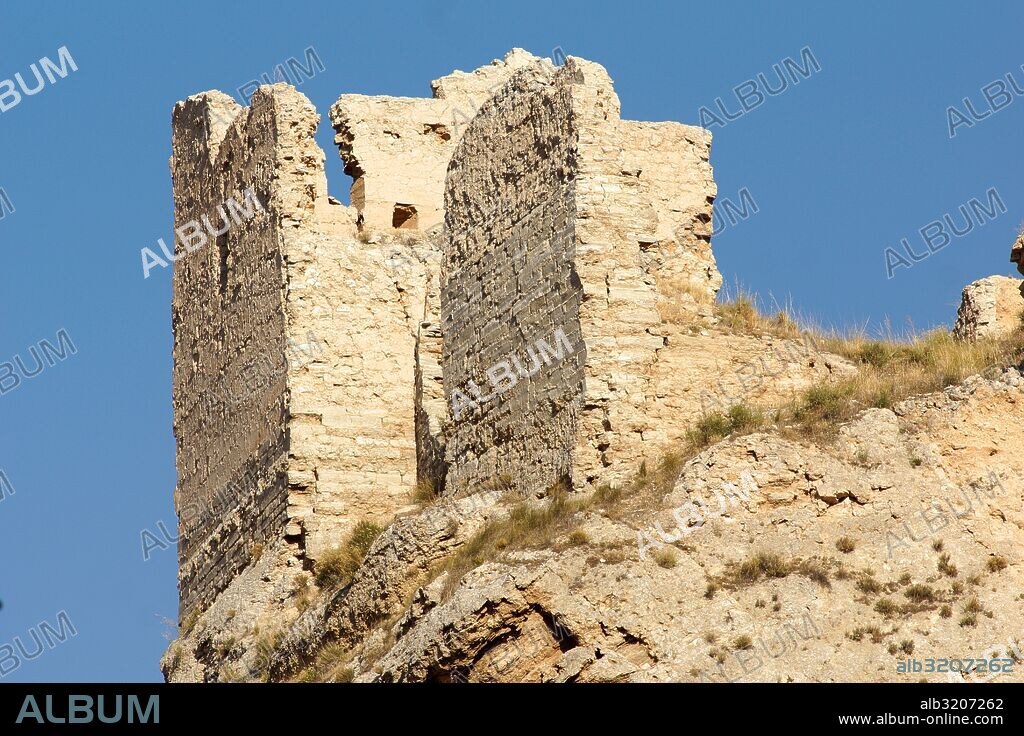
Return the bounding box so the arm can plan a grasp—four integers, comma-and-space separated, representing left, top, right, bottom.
267, 89, 422, 562
330, 49, 542, 234
171, 85, 424, 620
441, 56, 721, 496
616, 121, 720, 301
170, 51, 727, 624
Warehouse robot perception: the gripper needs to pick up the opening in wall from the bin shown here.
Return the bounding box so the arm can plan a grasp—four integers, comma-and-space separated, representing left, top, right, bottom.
393, 203, 418, 230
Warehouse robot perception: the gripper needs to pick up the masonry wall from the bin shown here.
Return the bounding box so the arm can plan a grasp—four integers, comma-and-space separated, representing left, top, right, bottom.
171, 85, 431, 619
171, 89, 291, 620
170, 54, 548, 617
330, 49, 542, 235
329, 49, 548, 495
170, 51, 721, 622
443, 62, 586, 497
617, 121, 719, 300
441, 57, 720, 495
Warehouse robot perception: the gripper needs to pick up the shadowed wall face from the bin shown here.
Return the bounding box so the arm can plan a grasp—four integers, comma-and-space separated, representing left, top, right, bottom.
441, 58, 722, 496
170, 89, 290, 620
442, 62, 586, 497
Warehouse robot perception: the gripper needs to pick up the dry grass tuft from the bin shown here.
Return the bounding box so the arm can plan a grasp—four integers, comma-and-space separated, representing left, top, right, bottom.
315, 520, 385, 590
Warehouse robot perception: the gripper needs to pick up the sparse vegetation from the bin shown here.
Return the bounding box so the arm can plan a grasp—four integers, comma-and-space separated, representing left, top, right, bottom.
567, 529, 590, 546
315, 520, 385, 590
253, 628, 285, 679
181, 610, 200, 636
847, 626, 884, 643
938, 553, 958, 578
292, 573, 313, 612
732, 635, 754, 650
900, 639, 915, 655
686, 294, 1024, 446
904, 584, 936, 603
654, 547, 678, 569
438, 483, 598, 597
959, 613, 978, 628
874, 598, 899, 617
733, 552, 790, 584
835, 537, 856, 554
939, 605, 952, 618
932, 540, 944, 552
412, 479, 439, 504
293, 641, 355, 683
686, 403, 767, 450
796, 558, 831, 588
856, 576, 882, 595
964, 597, 983, 614
986, 555, 1008, 573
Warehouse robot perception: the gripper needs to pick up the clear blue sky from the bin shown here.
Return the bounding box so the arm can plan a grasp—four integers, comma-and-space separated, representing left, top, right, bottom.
1, 0, 1022, 682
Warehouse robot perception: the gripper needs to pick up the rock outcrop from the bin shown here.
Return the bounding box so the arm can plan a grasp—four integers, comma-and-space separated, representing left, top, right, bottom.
953, 275, 1023, 342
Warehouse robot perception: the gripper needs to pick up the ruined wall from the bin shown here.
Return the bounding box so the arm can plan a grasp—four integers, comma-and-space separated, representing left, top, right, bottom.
443, 61, 585, 496
171, 89, 291, 620
171, 85, 426, 619
170, 54, 551, 619
330, 49, 542, 234
617, 121, 719, 300
441, 57, 721, 496
329, 50, 548, 494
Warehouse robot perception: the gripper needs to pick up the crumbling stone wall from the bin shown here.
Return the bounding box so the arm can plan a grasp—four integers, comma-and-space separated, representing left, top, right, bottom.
441, 57, 721, 496
171, 86, 424, 620
170, 53, 547, 620
171, 88, 292, 620
328, 50, 548, 494
443, 61, 585, 495
329, 49, 542, 234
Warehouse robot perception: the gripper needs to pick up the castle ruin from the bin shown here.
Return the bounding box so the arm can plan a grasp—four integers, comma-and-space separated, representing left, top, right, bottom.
169, 50, 721, 623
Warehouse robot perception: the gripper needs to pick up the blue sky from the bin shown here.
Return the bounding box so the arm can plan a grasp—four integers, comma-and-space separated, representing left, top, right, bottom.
1, 0, 1022, 682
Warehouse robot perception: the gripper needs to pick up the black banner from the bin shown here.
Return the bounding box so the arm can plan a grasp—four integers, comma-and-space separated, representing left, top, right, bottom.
0, 682, 1018, 730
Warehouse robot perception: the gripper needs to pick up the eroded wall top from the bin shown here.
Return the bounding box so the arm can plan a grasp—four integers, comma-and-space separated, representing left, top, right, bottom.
328, 49, 542, 233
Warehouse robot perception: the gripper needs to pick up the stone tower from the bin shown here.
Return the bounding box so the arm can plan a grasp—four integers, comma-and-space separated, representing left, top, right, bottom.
168, 50, 719, 623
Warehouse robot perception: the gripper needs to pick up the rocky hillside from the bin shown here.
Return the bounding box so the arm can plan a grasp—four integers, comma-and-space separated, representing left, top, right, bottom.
163, 288, 1024, 683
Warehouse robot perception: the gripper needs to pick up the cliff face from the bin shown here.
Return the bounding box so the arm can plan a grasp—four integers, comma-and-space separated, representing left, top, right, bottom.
162, 50, 1024, 683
